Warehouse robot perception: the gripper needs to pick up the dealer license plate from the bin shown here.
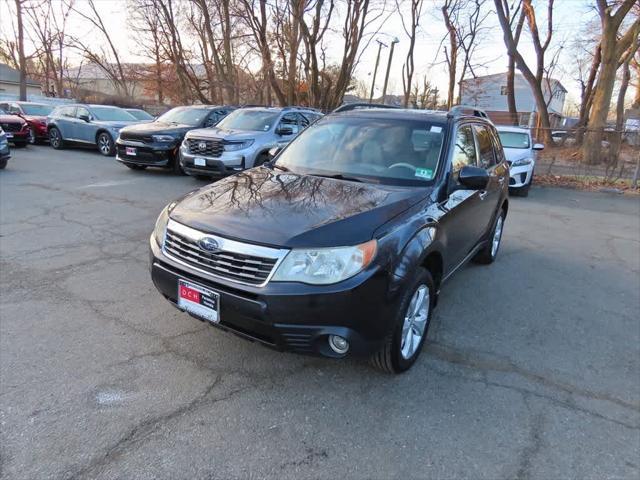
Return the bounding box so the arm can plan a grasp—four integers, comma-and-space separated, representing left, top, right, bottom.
125, 146, 137, 156
177, 279, 220, 323
194, 157, 206, 166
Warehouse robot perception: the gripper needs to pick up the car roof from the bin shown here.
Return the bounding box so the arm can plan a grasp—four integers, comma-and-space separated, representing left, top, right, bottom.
330, 108, 451, 123
495, 125, 530, 134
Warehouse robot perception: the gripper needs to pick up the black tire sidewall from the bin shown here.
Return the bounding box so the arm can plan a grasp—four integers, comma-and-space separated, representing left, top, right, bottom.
390, 268, 435, 372
50, 128, 62, 149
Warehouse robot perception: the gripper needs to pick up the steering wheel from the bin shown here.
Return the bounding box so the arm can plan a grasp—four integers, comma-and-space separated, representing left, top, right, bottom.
388, 162, 417, 172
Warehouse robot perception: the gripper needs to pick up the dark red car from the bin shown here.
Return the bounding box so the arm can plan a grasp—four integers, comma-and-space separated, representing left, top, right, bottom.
0, 107, 29, 147
0, 102, 54, 144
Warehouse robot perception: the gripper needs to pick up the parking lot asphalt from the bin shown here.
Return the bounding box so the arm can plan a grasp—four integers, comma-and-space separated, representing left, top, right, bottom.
1, 145, 639, 480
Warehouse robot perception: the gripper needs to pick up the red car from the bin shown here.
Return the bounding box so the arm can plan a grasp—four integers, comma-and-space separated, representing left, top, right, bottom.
0, 101, 54, 145
0, 107, 29, 147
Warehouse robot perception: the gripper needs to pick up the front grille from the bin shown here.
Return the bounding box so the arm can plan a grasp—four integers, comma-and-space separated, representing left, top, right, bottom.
187, 138, 223, 157
120, 131, 153, 143
1, 122, 21, 132
164, 227, 279, 286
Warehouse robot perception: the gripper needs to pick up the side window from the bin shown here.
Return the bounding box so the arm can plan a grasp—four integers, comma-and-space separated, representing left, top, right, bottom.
279, 113, 299, 134
298, 113, 310, 129
61, 106, 76, 118
76, 107, 90, 119
488, 126, 505, 164
451, 125, 477, 173
473, 124, 496, 169
203, 111, 219, 127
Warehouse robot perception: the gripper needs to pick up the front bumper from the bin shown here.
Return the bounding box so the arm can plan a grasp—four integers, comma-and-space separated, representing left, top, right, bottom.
180, 147, 254, 177
509, 162, 534, 188
5, 131, 28, 144
149, 236, 397, 357
116, 140, 178, 167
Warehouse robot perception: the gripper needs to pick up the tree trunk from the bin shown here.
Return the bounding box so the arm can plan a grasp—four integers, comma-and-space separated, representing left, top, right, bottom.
583, 26, 618, 165
607, 60, 630, 174
16, 0, 27, 101
506, 55, 518, 125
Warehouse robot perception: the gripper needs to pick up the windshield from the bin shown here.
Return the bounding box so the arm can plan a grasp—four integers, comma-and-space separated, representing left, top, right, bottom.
91, 106, 136, 122
498, 131, 530, 149
157, 107, 209, 126
21, 104, 54, 116
216, 110, 280, 132
126, 109, 153, 120
275, 116, 445, 186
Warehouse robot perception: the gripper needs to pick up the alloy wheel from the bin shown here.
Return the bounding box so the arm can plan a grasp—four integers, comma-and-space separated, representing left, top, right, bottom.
400, 284, 430, 360
50, 129, 59, 147
491, 215, 504, 258
98, 134, 111, 155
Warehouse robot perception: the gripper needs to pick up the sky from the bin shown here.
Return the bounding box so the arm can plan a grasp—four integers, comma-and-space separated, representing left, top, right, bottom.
0, 0, 602, 110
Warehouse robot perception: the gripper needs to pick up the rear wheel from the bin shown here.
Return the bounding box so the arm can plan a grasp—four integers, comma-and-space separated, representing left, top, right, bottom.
49, 127, 64, 149
370, 267, 434, 374
97, 132, 115, 156
473, 210, 505, 264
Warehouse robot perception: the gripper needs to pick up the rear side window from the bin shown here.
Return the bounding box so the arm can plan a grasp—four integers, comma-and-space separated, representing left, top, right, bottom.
57, 106, 76, 118
452, 125, 477, 173
473, 124, 496, 169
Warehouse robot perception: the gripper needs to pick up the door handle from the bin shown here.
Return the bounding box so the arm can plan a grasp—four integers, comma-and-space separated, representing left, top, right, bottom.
479, 191, 488, 200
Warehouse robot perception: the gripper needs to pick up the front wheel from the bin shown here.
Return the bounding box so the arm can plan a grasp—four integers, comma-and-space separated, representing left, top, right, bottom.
473, 210, 505, 264
370, 268, 434, 373
49, 127, 64, 149
27, 127, 36, 144
97, 132, 115, 156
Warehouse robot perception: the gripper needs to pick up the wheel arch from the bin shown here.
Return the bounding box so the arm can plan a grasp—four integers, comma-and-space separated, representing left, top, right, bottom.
95, 129, 113, 144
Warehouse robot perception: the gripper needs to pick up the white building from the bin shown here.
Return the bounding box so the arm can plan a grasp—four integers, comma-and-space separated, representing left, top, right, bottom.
0, 64, 42, 98
460, 72, 567, 127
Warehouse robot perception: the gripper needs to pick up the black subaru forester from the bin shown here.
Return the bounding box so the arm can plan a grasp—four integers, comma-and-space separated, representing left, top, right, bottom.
150, 105, 509, 373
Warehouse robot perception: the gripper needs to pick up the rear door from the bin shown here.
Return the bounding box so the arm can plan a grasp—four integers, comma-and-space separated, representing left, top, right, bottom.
471, 123, 503, 236
56, 106, 77, 139
74, 106, 95, 143
439, 123, 485, 270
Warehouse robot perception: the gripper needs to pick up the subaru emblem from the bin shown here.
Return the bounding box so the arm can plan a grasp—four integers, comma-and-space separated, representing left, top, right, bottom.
198, 236, 219, 252
198, 141, 207, 151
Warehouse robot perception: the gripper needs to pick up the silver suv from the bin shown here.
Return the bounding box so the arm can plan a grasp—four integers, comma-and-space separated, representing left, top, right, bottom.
179, 106, 322, 178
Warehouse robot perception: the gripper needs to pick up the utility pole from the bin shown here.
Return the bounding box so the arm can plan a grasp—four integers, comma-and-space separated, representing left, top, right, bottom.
381, 38, 399, 105
368, 40, 386, 104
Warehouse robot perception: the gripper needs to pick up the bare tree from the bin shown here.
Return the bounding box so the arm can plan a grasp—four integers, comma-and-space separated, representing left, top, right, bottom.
494, 0, 557, 145
15, 0, 27, 100
398, 0, 424, 107
583, 0, 640, 164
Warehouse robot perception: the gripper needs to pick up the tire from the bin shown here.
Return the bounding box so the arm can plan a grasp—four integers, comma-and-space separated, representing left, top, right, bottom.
97, 132, 115, 156
12, 141, 27, 148
125, 164, 147, 170
49, 127, 64, 149
27, 127, 36, 145
0, 158, 7, 170
370, 267, 435, 374
473, 209, 505, 264
173, 154, 185, 175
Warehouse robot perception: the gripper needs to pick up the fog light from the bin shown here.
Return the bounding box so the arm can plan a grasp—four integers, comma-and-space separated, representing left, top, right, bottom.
328, 335, 349, 354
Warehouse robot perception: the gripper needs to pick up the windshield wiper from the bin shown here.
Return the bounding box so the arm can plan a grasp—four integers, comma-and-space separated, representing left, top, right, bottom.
270, 163, 290, 172
310, 173, 364, 183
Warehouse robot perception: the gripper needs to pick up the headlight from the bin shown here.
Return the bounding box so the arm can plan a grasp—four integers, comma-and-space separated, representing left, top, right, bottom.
512, 157, 533, 167
152, 134, 176, 143
153, 203, 174, 246
223, 140, 254, 151
272, 240, 377, 285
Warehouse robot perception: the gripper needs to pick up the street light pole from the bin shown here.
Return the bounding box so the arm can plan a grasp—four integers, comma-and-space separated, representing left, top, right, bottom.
368, 40, 386, 104
381, 37, 399, 104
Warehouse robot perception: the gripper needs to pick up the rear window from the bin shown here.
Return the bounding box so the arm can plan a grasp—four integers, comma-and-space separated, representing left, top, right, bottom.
90, 106, 137, 122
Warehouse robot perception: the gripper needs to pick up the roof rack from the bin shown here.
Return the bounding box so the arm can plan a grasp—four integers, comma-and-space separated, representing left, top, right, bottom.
448, 105, 488, 119
332, 103, 400, 113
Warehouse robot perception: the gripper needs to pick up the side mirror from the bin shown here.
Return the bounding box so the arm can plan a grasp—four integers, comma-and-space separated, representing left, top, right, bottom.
79, 114, 91, 123
268, 146, 282, 159
532, 143, 544, 151
276, 126, 294, 136
458, 165, 489, 190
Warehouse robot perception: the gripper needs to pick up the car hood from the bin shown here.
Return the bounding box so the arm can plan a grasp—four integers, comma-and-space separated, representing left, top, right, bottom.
170, 167, 429, 248
0, 115, 25, 124
186, 127, 267, 142
503, 147, 533, 162
94, 120, 138, 129
120, 121, 194, 135
23, 115, 48, 123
